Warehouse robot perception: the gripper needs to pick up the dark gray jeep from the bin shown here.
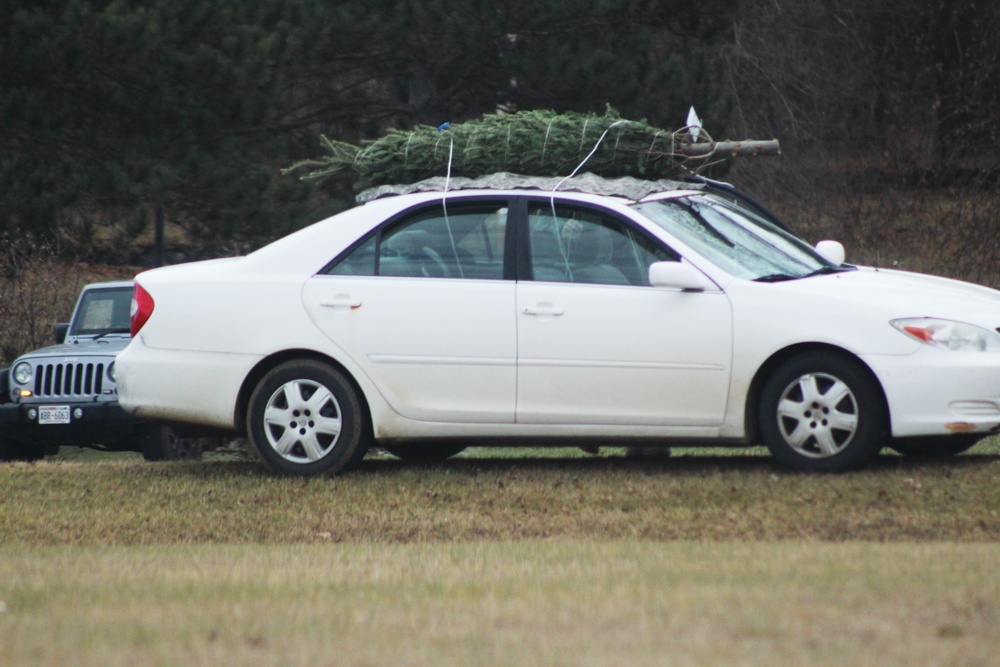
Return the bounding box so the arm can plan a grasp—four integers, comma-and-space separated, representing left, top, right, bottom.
0, 281, 200, 462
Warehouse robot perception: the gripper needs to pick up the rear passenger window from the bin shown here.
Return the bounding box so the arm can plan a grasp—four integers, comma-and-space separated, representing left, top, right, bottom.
326, 235, 377, 276
327, 202, 508, 279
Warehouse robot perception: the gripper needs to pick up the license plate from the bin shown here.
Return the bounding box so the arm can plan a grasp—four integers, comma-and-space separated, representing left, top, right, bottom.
38, 405, 71, 425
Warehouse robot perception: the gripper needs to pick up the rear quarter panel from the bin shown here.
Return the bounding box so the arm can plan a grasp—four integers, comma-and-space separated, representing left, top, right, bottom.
119, 199, 417, 429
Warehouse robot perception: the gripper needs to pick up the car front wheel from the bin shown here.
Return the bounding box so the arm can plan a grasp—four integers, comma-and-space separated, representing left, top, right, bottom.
758, 352, 886, 472
247, 360, 368, 476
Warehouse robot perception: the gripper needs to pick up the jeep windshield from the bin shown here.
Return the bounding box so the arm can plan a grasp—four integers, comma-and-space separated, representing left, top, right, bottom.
69, 286, 134, 337
633, 194, 854, 282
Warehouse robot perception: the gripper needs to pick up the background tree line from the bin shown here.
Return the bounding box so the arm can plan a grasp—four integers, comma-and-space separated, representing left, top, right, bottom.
1, 0, 997, 283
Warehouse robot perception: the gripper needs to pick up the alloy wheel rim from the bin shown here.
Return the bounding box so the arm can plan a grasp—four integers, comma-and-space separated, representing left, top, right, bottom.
263, 379, 343, 463
776, 372, 859, 459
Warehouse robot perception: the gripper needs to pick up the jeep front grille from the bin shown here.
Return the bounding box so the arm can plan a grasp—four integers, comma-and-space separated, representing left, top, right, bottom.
33, 362, 106, 398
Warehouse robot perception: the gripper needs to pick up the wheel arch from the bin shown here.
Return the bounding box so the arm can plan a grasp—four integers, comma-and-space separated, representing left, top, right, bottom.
234, 349, 373, 437
743, 343, 890, 445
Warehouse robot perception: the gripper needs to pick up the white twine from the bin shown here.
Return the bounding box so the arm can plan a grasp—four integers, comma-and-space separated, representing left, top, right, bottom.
441, 137, 464, 278
404, 133, 414, 170
541, 118, 555, 165
504, 125, 512, 170
579, 118, 591, 156
552, 119, 628, 195
547, 119, 628, 280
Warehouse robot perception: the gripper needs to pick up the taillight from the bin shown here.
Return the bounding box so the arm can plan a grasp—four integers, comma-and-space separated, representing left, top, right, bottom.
130, 283, 155, 336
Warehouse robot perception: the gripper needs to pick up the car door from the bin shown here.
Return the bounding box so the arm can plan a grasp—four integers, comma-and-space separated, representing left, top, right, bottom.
302, 199, 517, 423
515, 200, 733, 426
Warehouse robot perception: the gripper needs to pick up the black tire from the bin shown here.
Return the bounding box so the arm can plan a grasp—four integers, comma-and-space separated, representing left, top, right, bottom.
383, 443, 467, 461
0, 368, 9, 402
246, 360, 368, 476
342, 438, 372, 469
0, 437, 44, 462
888, 435, 981, 458
140, 424, 203, 461
758, 352, 886, 472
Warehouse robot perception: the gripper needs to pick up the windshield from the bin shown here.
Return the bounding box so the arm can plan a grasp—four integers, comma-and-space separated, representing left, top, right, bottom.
70, 286, 134, 337
633, 194, 848, 281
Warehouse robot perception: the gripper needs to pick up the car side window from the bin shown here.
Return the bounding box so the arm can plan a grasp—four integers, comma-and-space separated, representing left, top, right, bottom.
527, 203, 676, 285
326, 203, 508, 279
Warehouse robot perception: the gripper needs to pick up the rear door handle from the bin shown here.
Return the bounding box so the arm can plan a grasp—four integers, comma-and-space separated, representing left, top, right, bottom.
321, 295, 362, 309
523, 302, 564, 316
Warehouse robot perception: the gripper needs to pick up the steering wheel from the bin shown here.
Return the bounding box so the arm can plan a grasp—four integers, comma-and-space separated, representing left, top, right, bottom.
421, 247, 450, 277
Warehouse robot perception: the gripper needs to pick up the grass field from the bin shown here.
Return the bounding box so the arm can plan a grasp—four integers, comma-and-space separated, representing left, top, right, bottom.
3, 443, 1000, 665
2, 542, 999, 666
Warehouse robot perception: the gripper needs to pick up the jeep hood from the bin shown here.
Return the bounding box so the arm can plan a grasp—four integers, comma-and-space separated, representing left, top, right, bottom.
16, 336, 131, 361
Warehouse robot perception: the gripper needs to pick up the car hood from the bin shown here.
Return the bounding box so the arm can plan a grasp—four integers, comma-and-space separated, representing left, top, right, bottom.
779, 266, 1000, 326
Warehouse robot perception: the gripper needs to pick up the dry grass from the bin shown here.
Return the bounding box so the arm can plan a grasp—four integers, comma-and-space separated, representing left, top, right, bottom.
3, 444, 1000, 665
2, 541, 999, 666
3, 442, 1000, 545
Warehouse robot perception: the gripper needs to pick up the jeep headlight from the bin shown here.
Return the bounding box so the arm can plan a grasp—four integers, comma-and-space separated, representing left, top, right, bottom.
13, 361, 33, 385
892, 318, 1000, 352
107, 361, 116, 382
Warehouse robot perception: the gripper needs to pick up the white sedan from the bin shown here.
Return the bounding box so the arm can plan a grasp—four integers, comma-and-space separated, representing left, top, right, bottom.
117, 176, 1000, 475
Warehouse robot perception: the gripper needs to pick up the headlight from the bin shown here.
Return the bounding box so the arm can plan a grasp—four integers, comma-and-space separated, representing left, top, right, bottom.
12, 361, 33, 385
891, 318, 1000, 352
107, 362, 116, 382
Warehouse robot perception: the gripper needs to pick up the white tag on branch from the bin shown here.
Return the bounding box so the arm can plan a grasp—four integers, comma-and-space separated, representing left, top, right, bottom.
687, 106, 703, 142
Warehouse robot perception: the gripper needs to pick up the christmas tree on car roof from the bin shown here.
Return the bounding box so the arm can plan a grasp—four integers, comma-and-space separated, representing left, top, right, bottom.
285, 106, 780, 195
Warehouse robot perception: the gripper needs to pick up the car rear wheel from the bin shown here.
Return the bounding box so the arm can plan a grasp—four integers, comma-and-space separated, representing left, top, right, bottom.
888, 435, 981, 458
758, 352, 886, 472
140, 424, 203, 461
383, 443, 467, 461
247, 360, 368, 476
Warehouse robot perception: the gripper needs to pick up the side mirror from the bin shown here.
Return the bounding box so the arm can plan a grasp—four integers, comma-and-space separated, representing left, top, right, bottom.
648, 261, 711, 292
53, 323, 69, 344
815, 240, 846, 266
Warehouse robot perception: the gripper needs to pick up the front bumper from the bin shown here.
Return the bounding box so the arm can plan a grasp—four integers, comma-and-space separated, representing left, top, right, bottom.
0, 400, 141, 448
865, 348, 1000, 438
